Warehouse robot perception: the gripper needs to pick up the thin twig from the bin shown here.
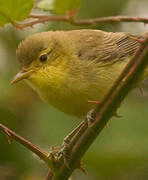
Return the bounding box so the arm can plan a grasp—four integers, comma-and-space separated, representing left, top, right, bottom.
13, 14, 69, 29
13, 14, 148, 29
73, 16, 148, 25
0, 123, 54, 170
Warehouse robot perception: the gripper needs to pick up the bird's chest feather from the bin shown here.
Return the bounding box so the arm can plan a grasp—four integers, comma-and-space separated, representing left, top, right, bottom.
27, 66, 96, 117
26, 60, 130, 117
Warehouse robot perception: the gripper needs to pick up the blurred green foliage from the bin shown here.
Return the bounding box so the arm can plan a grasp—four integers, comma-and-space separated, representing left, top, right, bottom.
0, 0, 148, 180
0, 0, 33, 27
37, 0, 82, 14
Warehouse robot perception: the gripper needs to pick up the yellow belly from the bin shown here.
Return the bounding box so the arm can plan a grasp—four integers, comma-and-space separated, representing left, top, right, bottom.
27, 58, 148, 118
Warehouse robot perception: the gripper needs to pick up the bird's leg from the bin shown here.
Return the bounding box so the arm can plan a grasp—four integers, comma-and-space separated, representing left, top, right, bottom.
55, 121, 86, 168
62, 121, 85, 146
51, 121, 85, 158
51, 108, 98, 164
63, 108, 98, 146
48, 121, 87, 168
57, 109, 97, 167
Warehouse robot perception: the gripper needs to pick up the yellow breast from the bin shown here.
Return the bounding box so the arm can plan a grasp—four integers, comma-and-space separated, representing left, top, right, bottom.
27, 57, 148, 118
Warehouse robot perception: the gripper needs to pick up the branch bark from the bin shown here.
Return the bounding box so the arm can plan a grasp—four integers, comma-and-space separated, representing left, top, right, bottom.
0, 123, 55, 172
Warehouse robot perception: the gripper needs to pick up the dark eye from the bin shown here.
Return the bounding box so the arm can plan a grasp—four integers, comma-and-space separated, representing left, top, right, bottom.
40, 54, 47, 63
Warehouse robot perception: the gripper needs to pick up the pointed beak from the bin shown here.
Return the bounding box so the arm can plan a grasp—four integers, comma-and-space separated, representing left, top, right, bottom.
11, 69, 34, 85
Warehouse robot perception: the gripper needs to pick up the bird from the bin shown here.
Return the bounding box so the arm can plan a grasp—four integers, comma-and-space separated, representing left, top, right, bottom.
11, 29, 148, 118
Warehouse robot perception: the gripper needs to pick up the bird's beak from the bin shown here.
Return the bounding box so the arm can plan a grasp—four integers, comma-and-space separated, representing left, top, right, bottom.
11, 69, 34, 85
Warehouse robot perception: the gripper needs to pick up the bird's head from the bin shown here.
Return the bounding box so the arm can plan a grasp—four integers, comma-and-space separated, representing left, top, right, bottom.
11, 31, 66, 87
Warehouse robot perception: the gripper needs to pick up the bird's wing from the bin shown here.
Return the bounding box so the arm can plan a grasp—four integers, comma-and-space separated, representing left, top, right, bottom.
75, 30, 140, 64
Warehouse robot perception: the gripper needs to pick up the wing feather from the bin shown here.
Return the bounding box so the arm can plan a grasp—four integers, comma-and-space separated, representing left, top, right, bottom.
74, 30, 140, 64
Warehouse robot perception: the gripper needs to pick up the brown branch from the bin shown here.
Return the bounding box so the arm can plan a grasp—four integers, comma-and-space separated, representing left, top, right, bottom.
13, 14, 69, 29
49, 35, 148, 179
0, 123, 55, 171
13, 14, 148, 29
73, 16, 148, 25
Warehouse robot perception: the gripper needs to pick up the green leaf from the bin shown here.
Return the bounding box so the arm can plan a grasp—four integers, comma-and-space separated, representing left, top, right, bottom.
37, 0, 82, 14
0, 0, 33, 27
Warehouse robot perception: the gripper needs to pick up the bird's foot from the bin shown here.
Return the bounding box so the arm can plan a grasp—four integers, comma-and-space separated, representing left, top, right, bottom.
48, 145, 63, 160
48, 144, 71, 169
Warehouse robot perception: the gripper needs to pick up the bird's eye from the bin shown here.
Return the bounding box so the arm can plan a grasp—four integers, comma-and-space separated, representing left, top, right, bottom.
40, 54, 48, 63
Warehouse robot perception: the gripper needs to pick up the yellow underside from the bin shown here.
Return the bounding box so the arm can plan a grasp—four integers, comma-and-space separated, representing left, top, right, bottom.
27, 57, 148, 118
